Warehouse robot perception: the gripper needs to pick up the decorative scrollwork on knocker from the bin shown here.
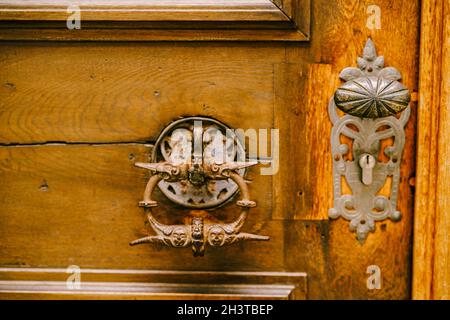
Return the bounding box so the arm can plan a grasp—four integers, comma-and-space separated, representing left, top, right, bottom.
328, 38, 411, 243
130, 117, 269, 256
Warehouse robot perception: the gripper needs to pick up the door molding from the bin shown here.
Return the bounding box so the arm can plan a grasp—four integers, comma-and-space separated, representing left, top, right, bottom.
0, 268, 307, 299
0, 0, 311, 41
413, 0, 450, 300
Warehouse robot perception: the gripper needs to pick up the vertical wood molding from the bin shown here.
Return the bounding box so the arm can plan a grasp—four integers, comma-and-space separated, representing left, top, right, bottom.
302, 64, 334, 220
433, 0, 450, 299
413, 0, 449, 300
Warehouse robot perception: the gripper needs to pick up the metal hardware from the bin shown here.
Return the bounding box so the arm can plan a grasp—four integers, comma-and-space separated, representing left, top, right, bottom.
131, 117, 269, 256
359, 153, 376, 185
130, 209, 269, 257
328, 38, 411, 243
146, 118, 248, 209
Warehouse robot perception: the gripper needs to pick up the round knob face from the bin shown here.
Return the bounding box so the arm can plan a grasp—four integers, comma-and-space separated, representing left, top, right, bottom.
152, 117, 247, 209
334, 76, 410, 118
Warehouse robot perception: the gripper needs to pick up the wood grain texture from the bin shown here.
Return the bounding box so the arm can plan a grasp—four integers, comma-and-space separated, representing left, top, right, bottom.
272, 63, 335, 220
413, 0, 450, 300
0, 43, 280, 144
319, 0, 418, 300
0, 144, 282, 271
412, 0, 444, 300
434, 1, 450, 298
299, 64, 334, 220
0, 28, 309, 42
284, 0, 419, 299
272, 62, 306, 220
0, 0, 421, 300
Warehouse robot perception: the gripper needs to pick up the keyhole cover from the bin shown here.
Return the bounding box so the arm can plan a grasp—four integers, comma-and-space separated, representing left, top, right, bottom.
152, 117, 247, 209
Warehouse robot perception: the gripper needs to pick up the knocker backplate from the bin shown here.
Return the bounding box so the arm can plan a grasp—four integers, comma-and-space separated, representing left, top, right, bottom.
151, 116, 246, 209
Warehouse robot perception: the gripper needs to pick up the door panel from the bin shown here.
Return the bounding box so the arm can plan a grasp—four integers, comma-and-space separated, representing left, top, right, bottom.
0, 0, 420, 299
0, 43, 281, 144
0, 144, 282, 271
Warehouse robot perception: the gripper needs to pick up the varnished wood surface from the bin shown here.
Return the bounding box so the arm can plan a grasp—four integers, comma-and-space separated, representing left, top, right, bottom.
434, 4, 450, 298
0, 144, 282, 271
412, 0, 443, 300
0, 43, 279, 144
0, 0, 421, 299
413, 0, 450, 300
282, 0, 419, 299
0, 28, 309, 41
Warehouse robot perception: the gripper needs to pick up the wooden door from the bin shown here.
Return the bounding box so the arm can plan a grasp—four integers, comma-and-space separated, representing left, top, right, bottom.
0, 0, 425, 299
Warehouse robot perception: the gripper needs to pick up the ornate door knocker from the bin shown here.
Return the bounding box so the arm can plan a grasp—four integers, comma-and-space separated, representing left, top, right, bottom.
130, 117, 269, 256
328, 39, 411, 243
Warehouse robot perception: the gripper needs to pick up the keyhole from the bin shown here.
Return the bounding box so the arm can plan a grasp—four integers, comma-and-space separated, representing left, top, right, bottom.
359, 153, 375, 186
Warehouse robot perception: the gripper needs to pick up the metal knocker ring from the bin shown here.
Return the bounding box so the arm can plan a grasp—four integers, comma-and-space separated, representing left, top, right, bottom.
129, 117, 269, 257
